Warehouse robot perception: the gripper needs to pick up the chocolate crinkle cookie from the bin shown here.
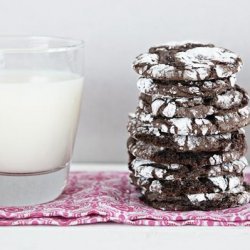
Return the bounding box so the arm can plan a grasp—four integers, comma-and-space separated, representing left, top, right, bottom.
133, 41, 242, 81
127, 41, 250, 211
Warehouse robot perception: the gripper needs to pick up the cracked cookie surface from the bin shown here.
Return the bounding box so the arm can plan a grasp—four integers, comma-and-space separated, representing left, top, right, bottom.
133, 42, 242, 81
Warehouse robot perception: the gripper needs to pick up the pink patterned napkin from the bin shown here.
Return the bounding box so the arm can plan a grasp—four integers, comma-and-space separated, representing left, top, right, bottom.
0, 171, 249, 226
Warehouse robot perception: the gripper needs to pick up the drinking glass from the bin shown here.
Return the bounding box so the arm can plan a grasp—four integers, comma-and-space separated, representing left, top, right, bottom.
0, 36, 84, 206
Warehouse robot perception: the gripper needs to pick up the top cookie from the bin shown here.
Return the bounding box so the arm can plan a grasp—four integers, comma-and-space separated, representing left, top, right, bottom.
133, 41, 242, 81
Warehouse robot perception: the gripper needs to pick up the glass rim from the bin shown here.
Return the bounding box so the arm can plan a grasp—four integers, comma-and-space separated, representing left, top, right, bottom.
0, 36, 84, 53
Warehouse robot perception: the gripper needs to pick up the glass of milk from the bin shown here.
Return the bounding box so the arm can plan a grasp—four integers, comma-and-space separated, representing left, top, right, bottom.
0, 36, 84, 206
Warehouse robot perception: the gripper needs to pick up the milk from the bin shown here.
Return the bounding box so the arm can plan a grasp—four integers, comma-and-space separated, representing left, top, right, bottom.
0, 70, 83, 173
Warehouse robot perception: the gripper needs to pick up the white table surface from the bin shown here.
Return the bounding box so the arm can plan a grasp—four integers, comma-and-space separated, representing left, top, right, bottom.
0, 164, 249, 250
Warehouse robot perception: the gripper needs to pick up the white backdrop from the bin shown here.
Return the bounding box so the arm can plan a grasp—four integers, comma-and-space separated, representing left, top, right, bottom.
0, 0, 249, 163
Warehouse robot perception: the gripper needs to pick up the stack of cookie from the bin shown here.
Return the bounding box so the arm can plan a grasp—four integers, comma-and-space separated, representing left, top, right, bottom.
127, 42, 250, 211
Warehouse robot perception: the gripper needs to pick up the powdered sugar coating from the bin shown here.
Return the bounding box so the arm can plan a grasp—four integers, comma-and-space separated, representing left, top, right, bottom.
187, 190, 250, 206
132, 174, 245, 197
169, 118, 192, 134
131, 159, 181, 180
138, 104, 250, 135
209, 154, 224, 165
140, 85, 248, 119
208, 176, 229, 191
151, 99, 165, 116
128, 137, 245, 167
238, 192, 250, 204
238, 106, 250, 116
136, 77, 236, 98
162, 102, 176, 117
230, 74, 237, 86
194, 119, 210, 135
130, 157, 248, 181
149, 180, 162, 193
187, 194, 206, 203
147, 64, 176, 79
133, 53, 159, 75
216, 89, 243, 109
128, 114, 245, 152
133, 43, 242, 81
137, 78, 154, 93
176, 47, 238, 65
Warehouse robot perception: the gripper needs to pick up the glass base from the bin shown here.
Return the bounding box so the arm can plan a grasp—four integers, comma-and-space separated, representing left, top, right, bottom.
0, 164, 69, 207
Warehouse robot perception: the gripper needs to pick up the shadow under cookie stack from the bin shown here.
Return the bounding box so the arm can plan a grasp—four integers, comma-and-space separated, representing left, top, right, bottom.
127, 42, 250, 211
